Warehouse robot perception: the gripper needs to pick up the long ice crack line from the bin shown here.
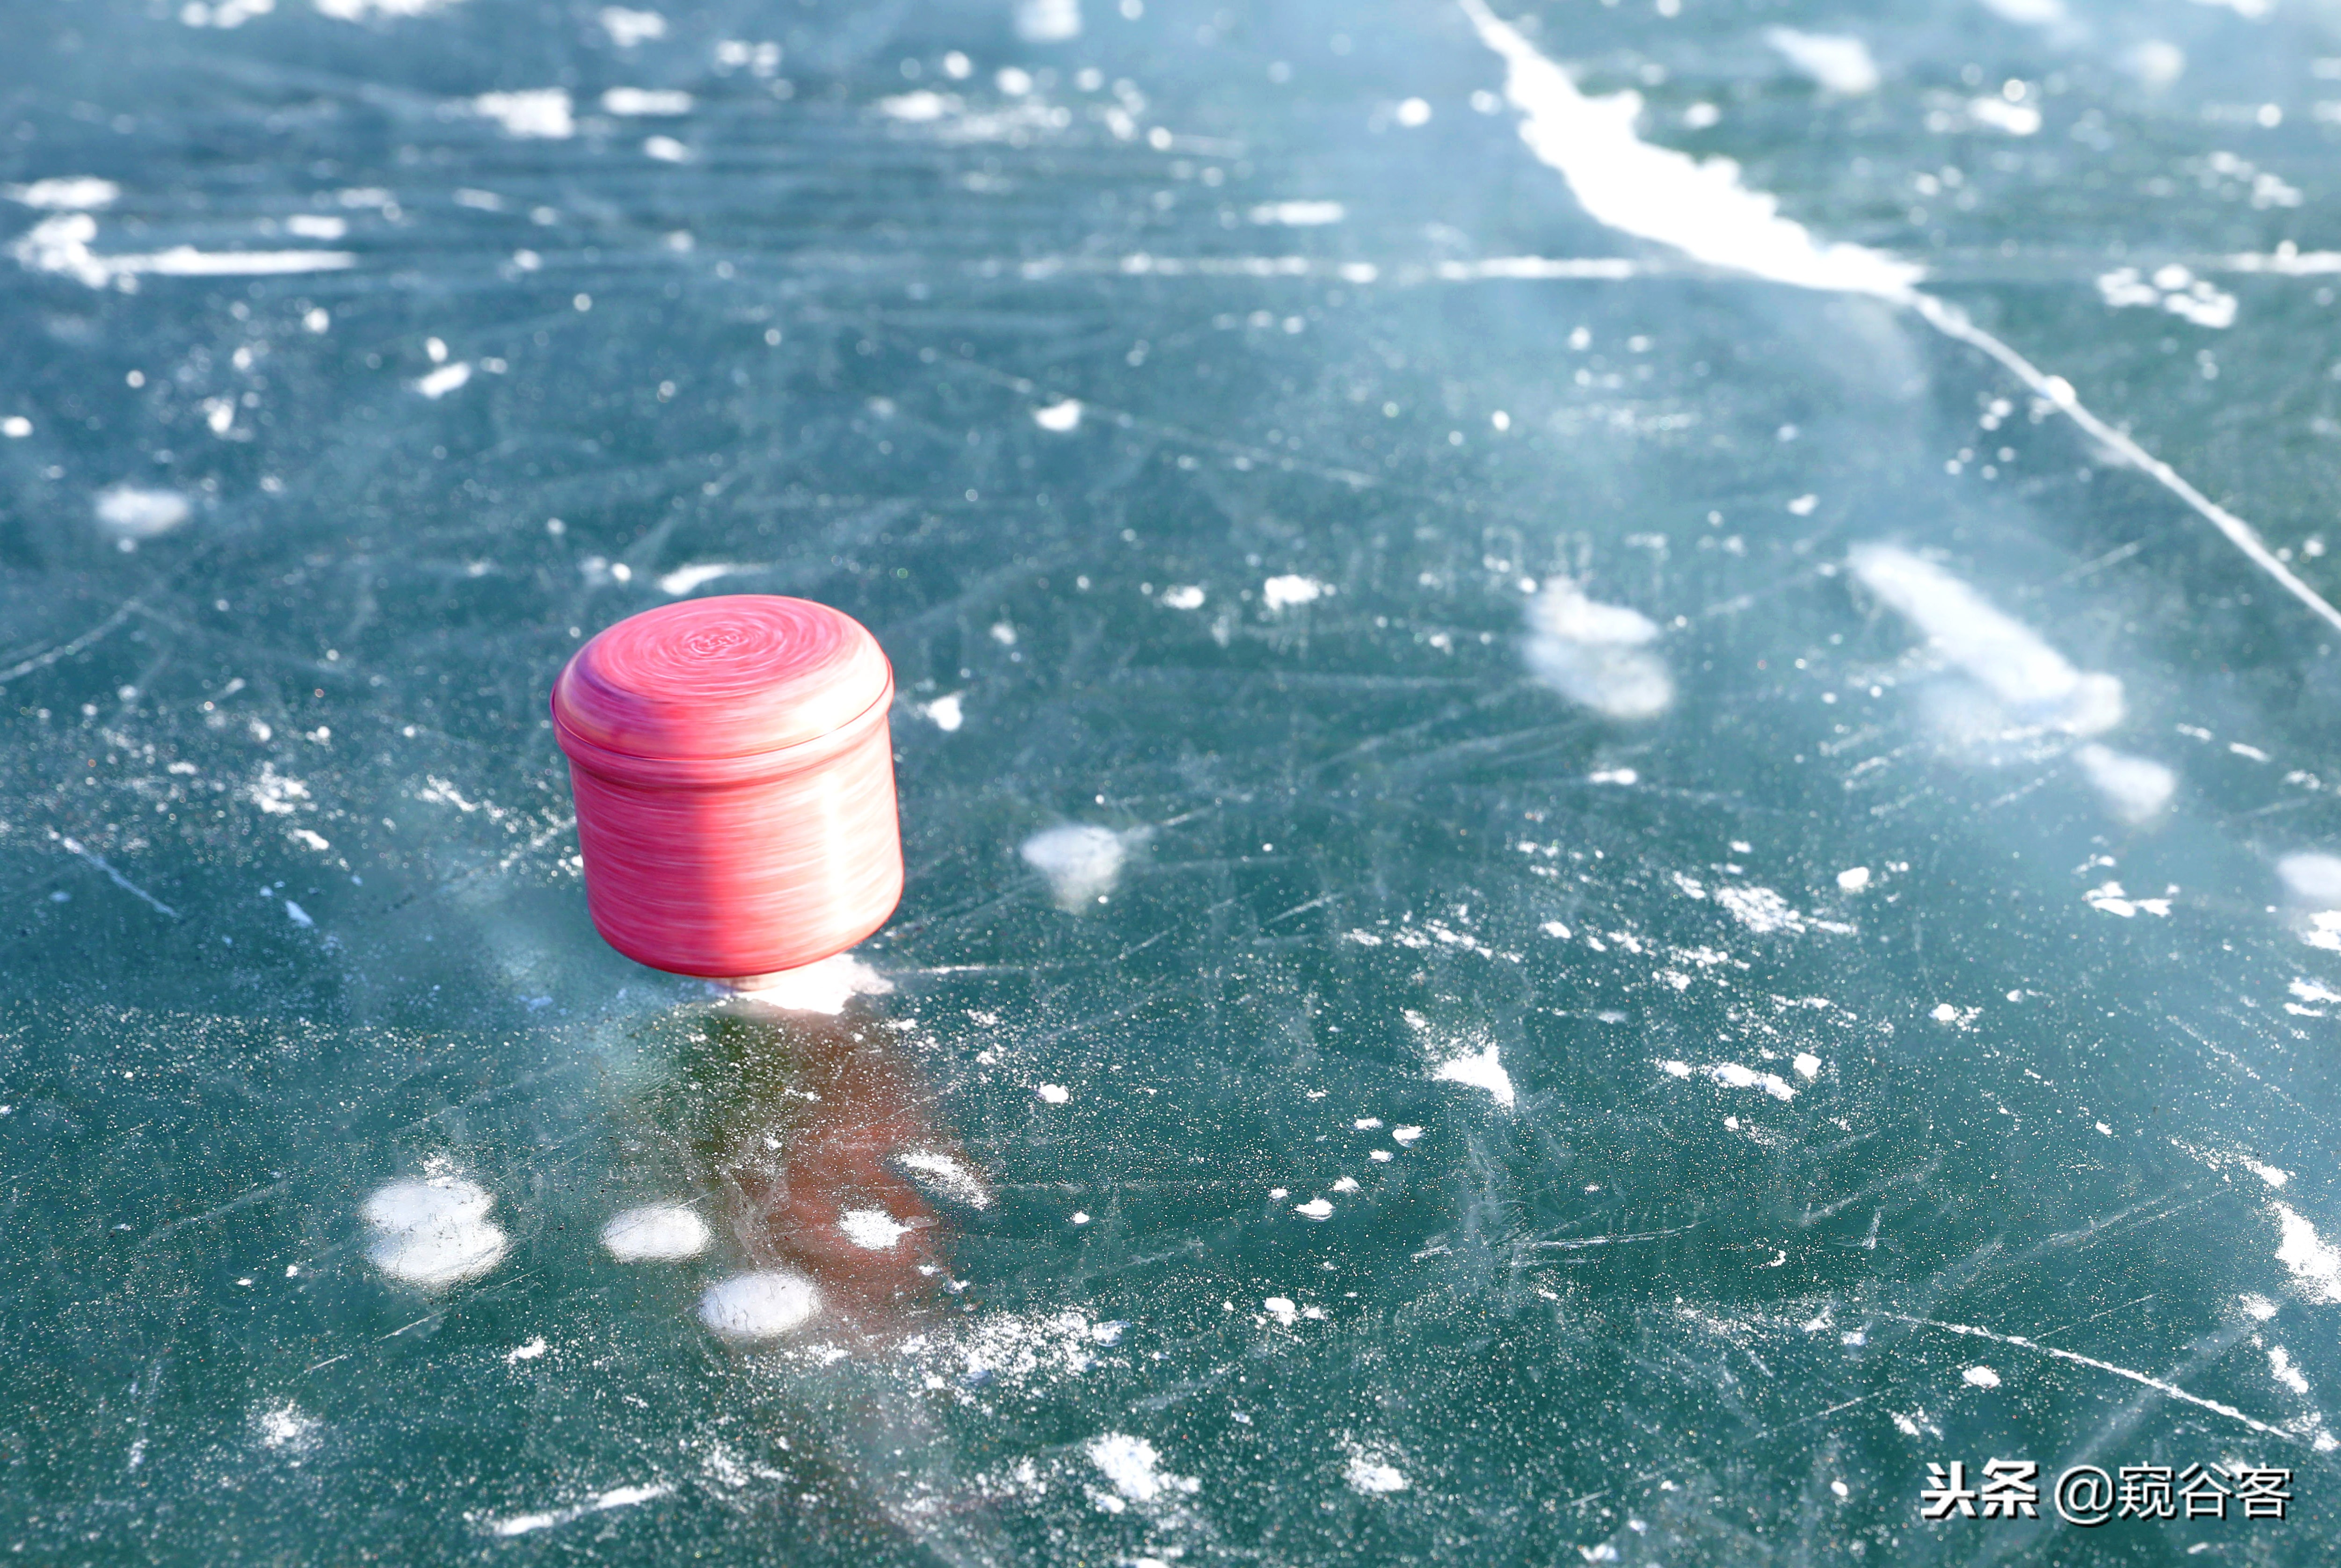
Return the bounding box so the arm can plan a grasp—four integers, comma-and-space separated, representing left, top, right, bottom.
1880, 1313, 2303, 1445
1457, 0, 2341, 638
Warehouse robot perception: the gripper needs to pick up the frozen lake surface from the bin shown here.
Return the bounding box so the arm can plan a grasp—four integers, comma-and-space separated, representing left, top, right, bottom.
7, 0, 2341, 1560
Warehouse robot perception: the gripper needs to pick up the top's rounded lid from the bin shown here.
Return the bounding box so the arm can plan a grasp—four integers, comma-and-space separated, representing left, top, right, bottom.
553, 595, 891, 760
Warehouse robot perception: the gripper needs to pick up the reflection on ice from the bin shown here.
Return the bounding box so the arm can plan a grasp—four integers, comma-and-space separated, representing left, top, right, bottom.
1520, 580, 1672, 719
657, 1008, 988, 1340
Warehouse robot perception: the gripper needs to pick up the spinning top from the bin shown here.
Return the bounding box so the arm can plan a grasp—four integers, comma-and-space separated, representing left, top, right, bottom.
552, 595, 903, 985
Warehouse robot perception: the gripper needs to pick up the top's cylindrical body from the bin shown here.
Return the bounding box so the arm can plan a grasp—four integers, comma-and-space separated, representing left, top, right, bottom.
551, 595, 902, 980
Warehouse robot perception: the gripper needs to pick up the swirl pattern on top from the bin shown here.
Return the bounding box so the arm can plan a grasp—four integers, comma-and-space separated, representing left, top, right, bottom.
553, 595, 891, 759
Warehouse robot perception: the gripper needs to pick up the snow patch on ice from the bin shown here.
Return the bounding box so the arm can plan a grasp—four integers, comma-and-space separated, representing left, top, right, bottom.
698, 1270, 823, 1338
1032, 398, 1083, 432
2073, 744, 2177, 823
603, 88, 692, 116
5, 177, 119, 210
838, 1207, 916, 1251
1345, 1446, 1410, 1494
1765, 29, 1881, 95
657, 562, 751, 596
1715, 885, 1807, 935
414, 362, 472, 399
1977, 0, 2065, 24
912, 692, 965, 731
1249, 200, 1346, 226
1013, 0, 1081, 43
597, 7, 663, 46
1708, 1061, 1797, 1102
315, 0, 464, 16
15, 213, 353, 289
1521, 579, 1672, 719
473, 90, 574, 139
2273, 1203, 2341, 1304
1021, 823, 1142, 910
1263, 573, 1330, 610
2083, 881, 2170, 919
890, 1149, 994, 1210
1963, 1365, 2001, 1388
1085, 1433, 1198, 1504
95, 485, 191, 541
2278, 852, 2341, 905
600, 1203, 710, 1262
488, 1481, 675, 1538
1850, 544, 2123, 737
362, 1170, 510, 1289
1432, 1041, 1516, 1108
724, 953, 893, 1014
252, 1401, 320, 1451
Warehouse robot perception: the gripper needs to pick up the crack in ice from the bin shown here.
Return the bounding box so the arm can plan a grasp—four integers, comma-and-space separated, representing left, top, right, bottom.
1458, 0, 2341, 636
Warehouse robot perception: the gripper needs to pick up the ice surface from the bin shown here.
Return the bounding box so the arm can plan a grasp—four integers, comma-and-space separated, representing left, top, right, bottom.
11, 0, 2341, 1561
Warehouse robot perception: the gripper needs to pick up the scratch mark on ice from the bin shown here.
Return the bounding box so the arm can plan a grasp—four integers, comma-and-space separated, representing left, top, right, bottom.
1880, 1313, 2304, 1444
487, 1481, 676, 1538
53, 833, 177, 917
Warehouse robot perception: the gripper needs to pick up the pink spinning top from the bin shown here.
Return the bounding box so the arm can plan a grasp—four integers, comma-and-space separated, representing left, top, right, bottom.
552, 595, 903, 982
